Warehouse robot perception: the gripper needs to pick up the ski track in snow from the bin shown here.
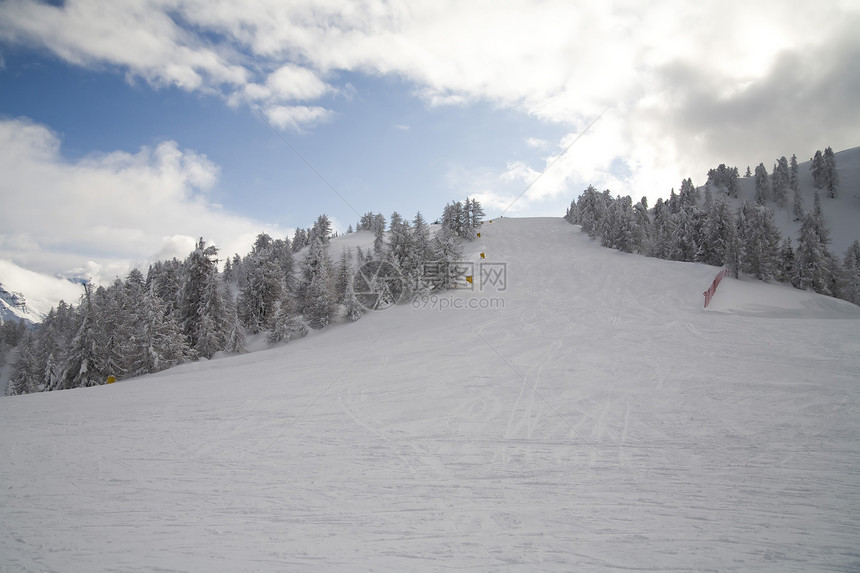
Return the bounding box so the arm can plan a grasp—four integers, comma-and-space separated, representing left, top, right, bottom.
2, 217, 860, 572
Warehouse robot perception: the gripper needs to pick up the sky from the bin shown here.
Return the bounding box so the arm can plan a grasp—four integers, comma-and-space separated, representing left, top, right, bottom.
1, 0, 859, 289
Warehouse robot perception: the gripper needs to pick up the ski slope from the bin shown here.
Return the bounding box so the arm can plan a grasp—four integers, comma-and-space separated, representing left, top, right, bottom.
2, 217, 859, 572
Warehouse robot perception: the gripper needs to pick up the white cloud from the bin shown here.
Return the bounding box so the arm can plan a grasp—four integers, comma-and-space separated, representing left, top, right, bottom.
0, 0, 247, 90
267, 64, 331, 101
0, 118, 282, 284
1, 0, 858, 208
0, 259, 84, 315
263, 104, 334, 132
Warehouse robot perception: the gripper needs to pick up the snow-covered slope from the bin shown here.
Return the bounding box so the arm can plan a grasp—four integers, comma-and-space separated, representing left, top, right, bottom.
733, 146, 860, 254
1, 218, 859, 572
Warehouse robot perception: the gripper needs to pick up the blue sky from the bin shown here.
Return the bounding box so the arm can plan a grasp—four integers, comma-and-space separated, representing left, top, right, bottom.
1, 0, 859, 287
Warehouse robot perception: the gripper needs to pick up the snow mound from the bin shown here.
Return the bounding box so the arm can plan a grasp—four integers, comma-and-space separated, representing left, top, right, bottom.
706, 276, 860, 319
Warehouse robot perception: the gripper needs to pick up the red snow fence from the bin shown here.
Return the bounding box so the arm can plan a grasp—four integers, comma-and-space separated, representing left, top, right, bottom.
703, 268, 729, 308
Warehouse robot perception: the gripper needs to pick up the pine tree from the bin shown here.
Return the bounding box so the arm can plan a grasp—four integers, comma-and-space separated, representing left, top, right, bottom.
649, 198, 676, 260
308, 213, 332, 244
772, 156, 790, 207
792, 183, 805, 221
128, 290, 195, 376
754, 163, 770, 205
777, 237, 798, 287
842, 241, 860, 305
180, 238, 229, 358
267, 293, 308, 344
631, 197, 651, 254
299, 238, 337, 329
466, 198, 485, 238
291, 228, 309, 252
8, 332, 40, 395
237, 234, 285, 333
343, 280, 365, 322
701, 197, 736, 267
387, 211, 413, 269
372, 213, 387, 254
795, 213, 830, 294
679, 178, 698, 208
789, 154, 799, 194
811, 191, 831, 246
673, 206, 701, 262
61, 285, 105, 388
823, 146, 839, 198
428, 226, 463, 290
810, 149, 825, 189
737, 202, 781, 281
334, 248, 353, 304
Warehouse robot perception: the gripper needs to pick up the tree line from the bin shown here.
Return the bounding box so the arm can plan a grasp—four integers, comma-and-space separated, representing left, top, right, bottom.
565, 147, 860, 306
4, 198, 483, 395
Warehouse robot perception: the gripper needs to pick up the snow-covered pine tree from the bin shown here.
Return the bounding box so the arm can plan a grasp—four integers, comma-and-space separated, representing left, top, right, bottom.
267, 293, 308, 344
576, 186, 607, 240
811, 191, 831, 246
372, 213, 387, 254
92, 281, 131, 381
792, 182, 805, 221
428, 225, 463, 291
291, 228, 309, 252
649, 198, 676, 260
810, 149, 825, 189
387, 211, 413, 269
631, 197, 651, 253
602, 195, 639, 253
706, 164, 740, 197
180, 238, 229, 358
795, 213, 830, 294
334, 247, 353, 304
307, 214, 332, 245
299, 237, 337, 329
146, 258, 183, 319
128, 289, 195, 376
238, 234, 284, 333
842, 241, 860, 305
60, 285, 105, 389
465, 198, 485, 238
194, 271, 230, 359
823, 146, 839, 198
343, 280, 365, 322
823, 251, 844, 300
701, 197, 736, 268
8, 332, 40, 395
789, 154, 799, 194
679, 178, 698, 208
672, 206, 702, 262
778, 237, 798, 287
772, 156, 790, 207
737, 202, 781, 281
754, 163, 770, 205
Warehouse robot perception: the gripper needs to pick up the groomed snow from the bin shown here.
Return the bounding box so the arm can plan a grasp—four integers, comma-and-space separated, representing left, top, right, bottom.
2, 217, 859, 572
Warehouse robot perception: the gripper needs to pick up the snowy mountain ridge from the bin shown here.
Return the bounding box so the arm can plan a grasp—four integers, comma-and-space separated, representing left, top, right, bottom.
0, 282, 39, 325
0, 260, 84, 326
729, 145, 860, 254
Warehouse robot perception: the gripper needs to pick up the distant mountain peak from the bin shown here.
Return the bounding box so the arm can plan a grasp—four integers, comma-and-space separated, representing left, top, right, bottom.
0, 282, 42, 325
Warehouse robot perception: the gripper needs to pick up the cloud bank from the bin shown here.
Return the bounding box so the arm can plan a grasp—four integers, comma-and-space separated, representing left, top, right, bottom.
2, 0, 857, 203
0, 118, 281, 284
